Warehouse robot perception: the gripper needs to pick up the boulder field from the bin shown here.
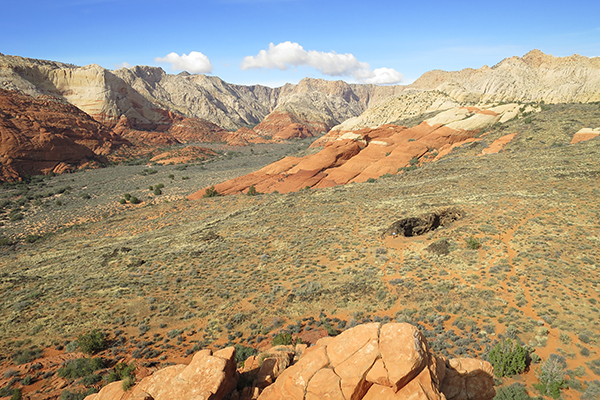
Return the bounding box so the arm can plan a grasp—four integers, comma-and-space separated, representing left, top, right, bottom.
188, 104, 525, 199
85, 323, 495, 400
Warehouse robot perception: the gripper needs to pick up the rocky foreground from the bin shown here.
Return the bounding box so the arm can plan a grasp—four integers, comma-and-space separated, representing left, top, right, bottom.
86, 323, 494, 400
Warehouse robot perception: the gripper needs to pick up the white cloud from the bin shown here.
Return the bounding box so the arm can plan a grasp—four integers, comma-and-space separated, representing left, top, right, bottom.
116, 61, 131, 69
241, 41, 403, 84
155, 51, 213, 74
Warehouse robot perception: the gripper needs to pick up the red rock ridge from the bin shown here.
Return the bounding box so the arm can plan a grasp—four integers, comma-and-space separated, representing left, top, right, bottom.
0, 89, 130, 181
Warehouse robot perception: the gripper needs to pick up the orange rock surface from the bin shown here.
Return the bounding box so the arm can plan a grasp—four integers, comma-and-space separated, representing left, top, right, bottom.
257, 323, 495, 400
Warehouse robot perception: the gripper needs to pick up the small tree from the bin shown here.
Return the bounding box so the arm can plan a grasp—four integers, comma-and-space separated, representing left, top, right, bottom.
203, 186, 220, 198
247, 185, 258, 196
487, 338, 528, 377
534, 354, 568, 399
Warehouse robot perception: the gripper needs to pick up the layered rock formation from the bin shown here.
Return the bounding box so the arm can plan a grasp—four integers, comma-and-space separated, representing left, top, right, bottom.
188, 104, 527, 198
0, 88, 129, 180
0, 54, 405, 138
85, 323, 494, 400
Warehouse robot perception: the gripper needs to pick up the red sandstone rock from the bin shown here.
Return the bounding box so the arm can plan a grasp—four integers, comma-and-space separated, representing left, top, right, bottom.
253, 111, 327, 139
0, 89, 129, 181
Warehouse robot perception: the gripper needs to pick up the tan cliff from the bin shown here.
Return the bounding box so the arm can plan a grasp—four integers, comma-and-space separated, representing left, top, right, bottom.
333, 49, 600, 131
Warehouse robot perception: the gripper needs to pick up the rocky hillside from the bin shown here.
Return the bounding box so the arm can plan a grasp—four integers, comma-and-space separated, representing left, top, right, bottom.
0, 89, 129, 180
332, 49, 600, 131
188, 103, 536, 198
0, 53, 405, 136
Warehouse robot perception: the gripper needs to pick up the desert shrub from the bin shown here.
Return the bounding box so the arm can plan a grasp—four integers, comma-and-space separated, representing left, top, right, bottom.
123, 193, 131, 201
366, 177, 377, 183
78, 330, 107, 355
247, 185, 259, 196
486, 339, 528, 377
65, 341, 79, 352
409, 157, 419, 166
272, 332, 293, 346
153, 188, 162, 195
59, 388, 97, 400
0, 236, 15, 246
119, 198, 126, 204
494, 383, 535, 399
12, 347, 42, 364
466, 237, 480, 250
24, 234, 41, 243
9, 212, 23, 222
129, 196, 141, 204
57, 358, 105, 379
234, 344, 257, 363
10, 389, 22, 400
203, 186, 220, 198
107, 362, 136, 384
534, 354, 567, 399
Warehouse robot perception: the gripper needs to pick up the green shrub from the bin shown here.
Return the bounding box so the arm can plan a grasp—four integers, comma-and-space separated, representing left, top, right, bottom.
59, 388, 97, 400
129, 196, 141, 204
119, 198, 126, 204
153, 188, 162, 195
234, 344, 258, 363
57, 358, 105, 379
203, 186, 220, 198
10, 389, 22, 400
12, 347, 42, 364
78, 330, 107, 355
9, 212, 23, 222
24, 234, 41, 243
107, 362, 136, 384
366, 178, 377, 183
466, 237, 480, 250
487, 339, 528, 378
494, 383, 535, 400
272, 332, 293, 346
123, 193, 131, 201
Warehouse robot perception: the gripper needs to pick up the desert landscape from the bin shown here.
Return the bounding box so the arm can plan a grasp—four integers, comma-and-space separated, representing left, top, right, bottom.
0, 49, 599, 400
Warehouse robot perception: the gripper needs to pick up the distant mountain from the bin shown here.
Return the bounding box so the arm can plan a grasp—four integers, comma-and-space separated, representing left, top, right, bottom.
333, 50, 600, 131
0, 53, 405, 137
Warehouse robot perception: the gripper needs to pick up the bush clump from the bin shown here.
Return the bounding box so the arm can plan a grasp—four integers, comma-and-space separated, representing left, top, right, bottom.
78, 330, 107, 355
57, 357, 105, 379
272, 332, 293, 346
487, 338, 528, 378
203, 186, 221, 198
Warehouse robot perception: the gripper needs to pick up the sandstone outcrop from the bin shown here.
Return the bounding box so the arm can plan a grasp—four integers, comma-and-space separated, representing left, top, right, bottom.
85, 347, 238, 400
0, 88, 129, 181
188, 104, 523, 198
571, 127, 599, 144
257, 323, 495, 400
80, 323, 493, 400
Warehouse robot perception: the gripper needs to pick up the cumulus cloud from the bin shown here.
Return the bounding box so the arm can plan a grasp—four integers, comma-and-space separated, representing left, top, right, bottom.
116, 61, 131, 69
241, 41, 403, 84
155, 51, 213, 74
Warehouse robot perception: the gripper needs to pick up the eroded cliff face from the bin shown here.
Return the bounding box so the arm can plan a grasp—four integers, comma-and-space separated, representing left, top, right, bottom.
0, 89, 129, 180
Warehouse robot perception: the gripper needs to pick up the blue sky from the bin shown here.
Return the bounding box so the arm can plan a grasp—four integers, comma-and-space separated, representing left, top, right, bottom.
2, 0, 599, 87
